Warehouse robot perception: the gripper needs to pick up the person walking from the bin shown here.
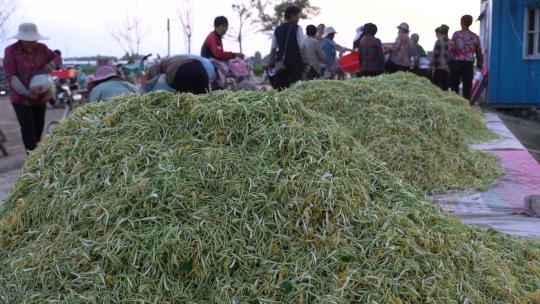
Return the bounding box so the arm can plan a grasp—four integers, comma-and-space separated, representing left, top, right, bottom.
304, 24, 326, 79
386, 22, 412, 73
359, 23, 385, 77
449, 15, 483, 101
3, 23, 62, 152
268, 5, 308, 90
430, 25, 451, 91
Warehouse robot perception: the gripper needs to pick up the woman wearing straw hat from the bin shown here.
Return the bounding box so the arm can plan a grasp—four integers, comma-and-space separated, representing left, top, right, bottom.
3, 23, 62, 152
386, 22, 412, 74
89, 66, 140, 102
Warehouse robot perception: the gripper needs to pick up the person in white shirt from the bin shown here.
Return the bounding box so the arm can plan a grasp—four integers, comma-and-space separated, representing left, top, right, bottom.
304, 24, 326, 79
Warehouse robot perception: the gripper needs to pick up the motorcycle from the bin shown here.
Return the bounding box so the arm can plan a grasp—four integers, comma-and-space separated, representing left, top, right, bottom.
51, 68, 85, 107
47, 79, 83, 133
119, 54, 153, 90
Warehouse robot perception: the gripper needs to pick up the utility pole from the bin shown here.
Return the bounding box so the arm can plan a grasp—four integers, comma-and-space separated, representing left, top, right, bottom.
167, 18, 171, 57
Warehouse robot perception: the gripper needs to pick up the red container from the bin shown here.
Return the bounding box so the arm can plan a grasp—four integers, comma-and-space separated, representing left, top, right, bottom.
338, 52, 361, 74
51, 69, 77, 79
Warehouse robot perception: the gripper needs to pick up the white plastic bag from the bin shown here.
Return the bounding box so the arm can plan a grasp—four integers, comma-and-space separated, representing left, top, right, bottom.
29, 74, 54, 95
419, 58, 430, 70
474, 71, 484, 82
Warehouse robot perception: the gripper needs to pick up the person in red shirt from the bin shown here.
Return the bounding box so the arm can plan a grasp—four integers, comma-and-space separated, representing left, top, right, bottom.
3, 23, 62, 152
201, 16, 244, 61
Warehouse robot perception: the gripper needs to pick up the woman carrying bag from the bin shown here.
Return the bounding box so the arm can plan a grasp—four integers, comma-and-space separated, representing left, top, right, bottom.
268, 5, 308, 90
3, 23, 62, 152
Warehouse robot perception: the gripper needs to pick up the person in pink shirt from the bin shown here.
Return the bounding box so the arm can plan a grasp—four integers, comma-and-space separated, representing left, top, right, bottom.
386, 22, 412, 73
3, 23, 62, 152
449, 15, 483, 101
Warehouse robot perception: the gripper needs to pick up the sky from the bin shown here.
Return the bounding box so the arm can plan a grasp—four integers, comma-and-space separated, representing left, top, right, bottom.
1, 0, 481, 59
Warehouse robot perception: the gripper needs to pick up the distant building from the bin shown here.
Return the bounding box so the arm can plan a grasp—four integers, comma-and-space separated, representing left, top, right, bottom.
480, 0, 540, 107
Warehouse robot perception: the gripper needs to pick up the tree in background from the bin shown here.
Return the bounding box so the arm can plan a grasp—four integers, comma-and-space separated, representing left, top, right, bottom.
0, 0, 16, 42
253, 0, 320, 34
228, 1, 257, 55
177, 0, 194, 54
252, 51, 265, 76
108, 9, 151, 58
253, 51, 263, 65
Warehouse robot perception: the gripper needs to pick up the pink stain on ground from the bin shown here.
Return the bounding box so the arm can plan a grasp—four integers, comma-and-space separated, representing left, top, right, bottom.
486, 150, 540, 212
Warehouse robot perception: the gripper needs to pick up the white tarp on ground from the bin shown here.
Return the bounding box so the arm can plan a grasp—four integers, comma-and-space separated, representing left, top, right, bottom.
470, 113, 526, 151
429, 112, 540, 240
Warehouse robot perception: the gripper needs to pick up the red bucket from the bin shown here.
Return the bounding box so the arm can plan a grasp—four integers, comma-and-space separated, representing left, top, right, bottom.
51, 69, 77, 80
338, 52, 361, 73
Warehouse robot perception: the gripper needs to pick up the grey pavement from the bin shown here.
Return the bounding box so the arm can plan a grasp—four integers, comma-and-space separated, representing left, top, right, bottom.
0, 96, 63, 203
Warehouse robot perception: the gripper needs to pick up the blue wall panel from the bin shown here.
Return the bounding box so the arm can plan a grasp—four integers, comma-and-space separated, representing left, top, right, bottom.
488, 0, 540, 106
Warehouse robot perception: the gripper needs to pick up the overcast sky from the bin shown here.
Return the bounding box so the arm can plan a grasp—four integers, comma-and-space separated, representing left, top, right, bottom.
1, 0, 481, 58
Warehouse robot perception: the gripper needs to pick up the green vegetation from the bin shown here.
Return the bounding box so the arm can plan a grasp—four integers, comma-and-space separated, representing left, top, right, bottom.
0, 75, 535, 303
286, 73, 501, 192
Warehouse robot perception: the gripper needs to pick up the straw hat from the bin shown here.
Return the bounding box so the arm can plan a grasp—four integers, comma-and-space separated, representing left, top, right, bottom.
10, 23, 49, 41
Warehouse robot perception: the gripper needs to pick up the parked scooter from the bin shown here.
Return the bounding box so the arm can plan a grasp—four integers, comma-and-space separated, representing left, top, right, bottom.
51, 68, 85, 107
46, 81, 83, 133
120, 54, 153, 90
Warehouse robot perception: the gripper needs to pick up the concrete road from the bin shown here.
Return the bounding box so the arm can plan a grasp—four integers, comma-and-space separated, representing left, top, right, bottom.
499, 113, 540, 163
0, 96, 63, 203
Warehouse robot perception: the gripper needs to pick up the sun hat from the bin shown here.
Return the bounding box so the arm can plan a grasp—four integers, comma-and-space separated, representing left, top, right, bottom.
10, 23, 49, 41
93, 66, 120, 82
354, 26, 364, 42
322, 26, 337, 39
86, 75, 96, 83
397, 22, 410, 32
